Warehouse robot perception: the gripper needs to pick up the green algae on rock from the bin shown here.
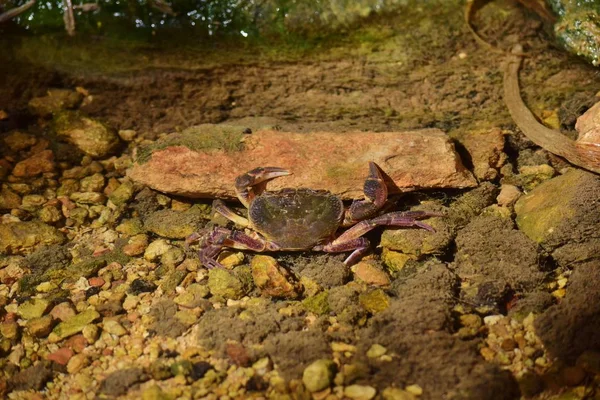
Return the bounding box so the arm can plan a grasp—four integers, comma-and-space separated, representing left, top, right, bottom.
515, 168, 600, 266
0, 221, 65, 254
52, 111, 121, 158
135, 124, 247, 165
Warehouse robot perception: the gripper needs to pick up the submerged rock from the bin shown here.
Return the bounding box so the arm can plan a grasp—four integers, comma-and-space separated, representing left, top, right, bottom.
53, 111, 121, 158
0, 221, 65, 254
515, 169, 600, 266
128, 127, 476, 199
251, 255, 302, 299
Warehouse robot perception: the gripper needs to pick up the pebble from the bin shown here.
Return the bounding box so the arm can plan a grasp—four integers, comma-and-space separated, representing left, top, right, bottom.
49, 309, 101, 343
80, 173, 106, 192
382, 387, 417, 400
12, 150, 55, 177
366, 344, 387, 358
351, 261, 391, 286
302, 359, 336, 393
103, 319, 127, 336
405, 384, 423, 396
207, 268, 248, 300
144, 239, 172, 262
108, 181, 134, 206
496, 184, 521, 207
67, 353, 88, 374
50, 302, 77, 321
70, 192, 107, 205
47, 347, 74, 365
82, 324, 99, 344
344, 384, 377, 400
359, 289, 390, 313
123, 234, 149, 256
17, 298, 51, 320
26, 315, 54, 338
251, 255, 301, 299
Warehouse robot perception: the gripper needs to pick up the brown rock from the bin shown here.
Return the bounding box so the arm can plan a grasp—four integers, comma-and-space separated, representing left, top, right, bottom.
351, 261, 391, 286
50, 302, 77, 322
0, 186, 21, 211
128, 129, 476, 199
12, 150, 54, 177
3, 130, 37, 152
251, 255, 302, 299
451, 127, 506, 181
47, 347, 74, 365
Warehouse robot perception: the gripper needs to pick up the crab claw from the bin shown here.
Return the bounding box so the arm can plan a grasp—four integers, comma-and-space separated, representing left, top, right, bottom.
235, 167, 291, 207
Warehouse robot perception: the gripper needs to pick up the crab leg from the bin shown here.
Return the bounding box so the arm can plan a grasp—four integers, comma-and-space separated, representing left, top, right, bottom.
197, 227, 274, 269
316, 237, 371, 266
343, 162, 388, 226
213, 199, 250, 227
235, 167, 291, 207
323, 210, 443, 266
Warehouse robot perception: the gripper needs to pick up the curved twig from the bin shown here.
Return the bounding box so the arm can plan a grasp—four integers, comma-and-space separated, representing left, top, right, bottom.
503, 44, 600, 174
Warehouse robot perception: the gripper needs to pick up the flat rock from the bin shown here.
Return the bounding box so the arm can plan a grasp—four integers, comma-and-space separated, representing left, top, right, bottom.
515, 169, 600, 266
128, 127, 476, 199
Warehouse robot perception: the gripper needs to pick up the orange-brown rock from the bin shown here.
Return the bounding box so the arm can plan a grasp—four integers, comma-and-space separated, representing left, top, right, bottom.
128, 129, 476, 199
12, 150, 55, 178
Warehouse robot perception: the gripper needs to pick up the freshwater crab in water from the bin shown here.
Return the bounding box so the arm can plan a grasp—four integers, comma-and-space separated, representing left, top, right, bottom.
188, 162, 441, 269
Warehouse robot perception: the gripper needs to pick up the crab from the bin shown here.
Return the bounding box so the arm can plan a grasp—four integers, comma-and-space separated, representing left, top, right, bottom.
188, 162, 441, 269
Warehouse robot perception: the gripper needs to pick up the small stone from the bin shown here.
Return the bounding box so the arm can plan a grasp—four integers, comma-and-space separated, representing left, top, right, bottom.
53, 111, 121, 158
144, 239, 172, 261
0, 321, 19, 339
82, 324, 99, 344
366, 344, 387, 358
116, 218, 144, 236
118, 129, 137, 142
251, 255, 301, 299
352, 261, 391, 286
123, 234, 149, 256
50, 302, 77, 321
496, 184, 521, 207
39, 205, 63, 224
382, 387, 417, 400
174, 284, 210, 308
28, 89, 82, 117
359, 289, 390, 313
141, 384, 172, 400
404, 384, 423, 396
0, 186, 21, 211
161, 247, 185, 267
302, 359, 336, 393
17, 298, 51, 320
70, 192, 107, 205
47, 347, 74, 365
108, 181, 134, 206
518, 164, 555, 190
80, 173, 105, 192
36, 281, 58, 293
207, 268, 247, 300
130, 278, 157, 294
88, 277, 105, 287
302, 291, 330, 315
103, 319, 127, 336
344, 384, 377, 400
3, 130, 37, 151
19, 194, 46, 213
12, 150, 54, 177
49, 309, 101, 342
67, 353, 88, 374
26, 315, 54, 338
216, 251, 245, 269
122, 295, 140, 311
